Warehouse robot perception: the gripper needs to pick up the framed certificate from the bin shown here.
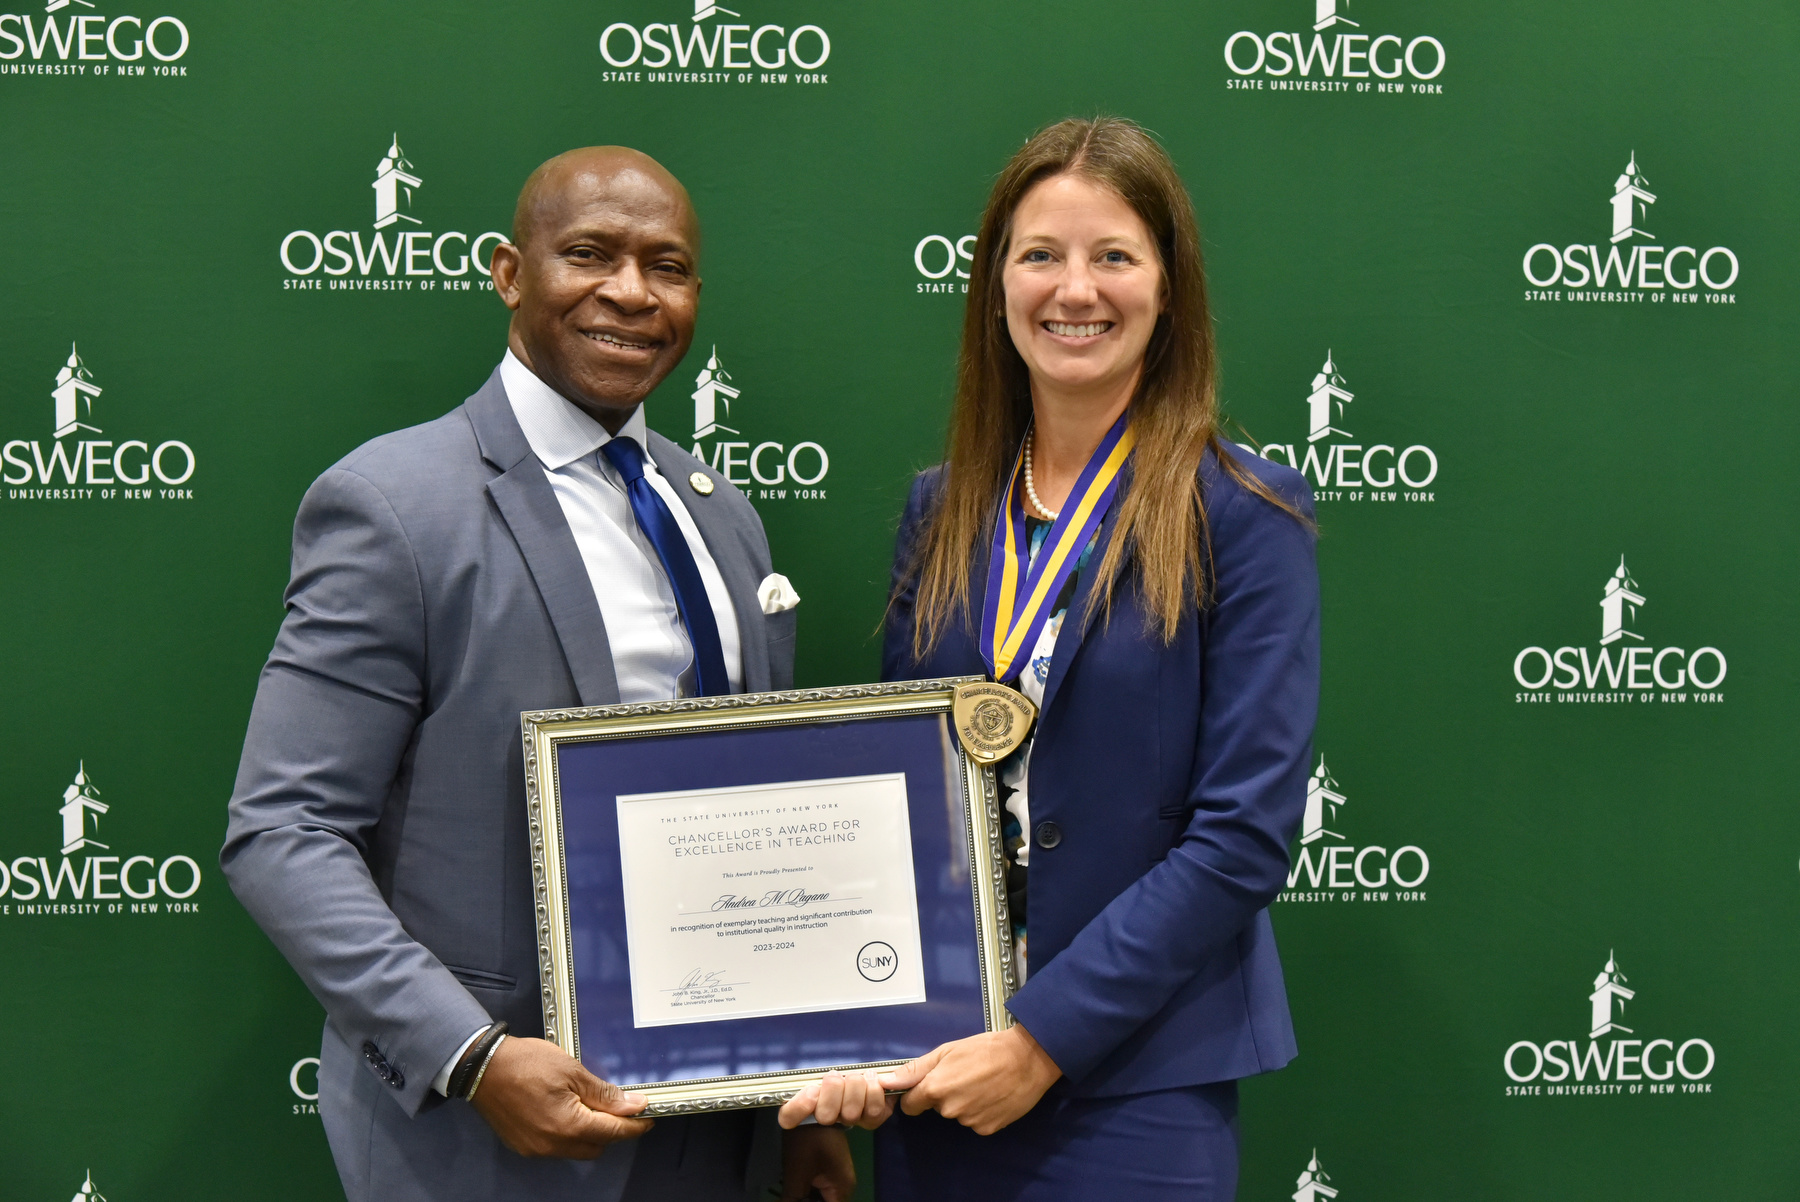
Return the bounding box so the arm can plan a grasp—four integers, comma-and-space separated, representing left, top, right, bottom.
521, 677, 1017, 1115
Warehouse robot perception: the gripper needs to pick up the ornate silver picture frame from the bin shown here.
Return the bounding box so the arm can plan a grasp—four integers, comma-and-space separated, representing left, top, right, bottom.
521, 677, 1015, 1114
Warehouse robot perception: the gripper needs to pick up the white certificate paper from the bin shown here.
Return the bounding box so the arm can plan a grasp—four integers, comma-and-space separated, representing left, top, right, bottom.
614, 772, 927, 1027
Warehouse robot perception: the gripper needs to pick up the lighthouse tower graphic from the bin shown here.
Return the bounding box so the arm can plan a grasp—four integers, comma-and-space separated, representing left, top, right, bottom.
1589, 952, 1635, 1038
691, 347, 740, 440
1293, 1150, 1338, 1202
373, 135, 423, 229
1609, 153, 1655, 245
53, 344, 102, 440
693, 0, 738, 20
1300, 756, 1347, 845
1306, 352, 1352, 443
70, 1171, 107, 1202
1598, 558, 1646, 646
60, 763, 109, 856
1313, 0, 1356, 30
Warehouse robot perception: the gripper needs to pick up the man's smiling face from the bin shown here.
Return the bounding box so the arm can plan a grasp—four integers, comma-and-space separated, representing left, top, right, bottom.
493, 148, 701, 431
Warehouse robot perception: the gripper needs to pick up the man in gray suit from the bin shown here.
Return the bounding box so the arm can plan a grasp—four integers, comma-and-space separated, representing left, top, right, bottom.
222, 148, 852, 1201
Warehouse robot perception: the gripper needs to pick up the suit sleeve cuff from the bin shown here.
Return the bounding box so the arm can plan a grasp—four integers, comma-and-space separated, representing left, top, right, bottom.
431, 1025, 490, 1096
1005, 984, 1103, 1084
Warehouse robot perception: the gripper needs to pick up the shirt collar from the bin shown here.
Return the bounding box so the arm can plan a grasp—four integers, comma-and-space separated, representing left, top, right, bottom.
499, 349, 650, 471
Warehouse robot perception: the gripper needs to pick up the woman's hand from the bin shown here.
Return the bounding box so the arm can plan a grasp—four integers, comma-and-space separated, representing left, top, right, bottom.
878, 1024, 1062, 1136
778, 1069, 896, 1130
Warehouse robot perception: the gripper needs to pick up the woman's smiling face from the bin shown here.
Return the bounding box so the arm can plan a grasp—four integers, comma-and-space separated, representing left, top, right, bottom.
1002, 173, 1165, 403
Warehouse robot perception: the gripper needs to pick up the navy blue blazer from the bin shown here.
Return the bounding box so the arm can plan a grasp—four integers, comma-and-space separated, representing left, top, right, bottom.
883, 443, 1318, 1097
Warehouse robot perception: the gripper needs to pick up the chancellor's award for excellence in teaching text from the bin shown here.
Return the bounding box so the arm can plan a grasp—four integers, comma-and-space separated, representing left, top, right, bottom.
616, 773, 926, 1026
522, 678, 1015, 1114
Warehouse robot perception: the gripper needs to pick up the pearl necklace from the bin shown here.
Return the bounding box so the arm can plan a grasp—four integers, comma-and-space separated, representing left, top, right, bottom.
1022, 430, 1058, 521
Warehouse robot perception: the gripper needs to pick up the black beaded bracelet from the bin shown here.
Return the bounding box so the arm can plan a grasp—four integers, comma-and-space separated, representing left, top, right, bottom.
447, 1021, 509, 1100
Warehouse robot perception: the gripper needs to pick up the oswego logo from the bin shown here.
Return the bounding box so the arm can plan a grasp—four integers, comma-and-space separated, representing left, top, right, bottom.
3, 343, 198, 502
685, 347, 829, 502
1504, 953, 1716, 1097
68, 1171, 108, 1202
1292, 1150, 1337, 1201
279, 135, 506, 295
1278, 754, 1429, 905
1223, 0, 1445, 97
289, 1055, 320, 1116
912, 233, 975, 295
372, 136, 421, 230
1522, 153, 1740, 306
0, 5, 189, 79
2, 761, 203, 916
1255, 351, 1438, 504
599, 0, 832, 87
60, 763, 106, 853
691, 345, 738, 440
1512, 557, 1726, 705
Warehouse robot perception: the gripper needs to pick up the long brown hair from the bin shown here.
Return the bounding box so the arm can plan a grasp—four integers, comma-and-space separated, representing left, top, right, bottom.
904, 116, 1303, 656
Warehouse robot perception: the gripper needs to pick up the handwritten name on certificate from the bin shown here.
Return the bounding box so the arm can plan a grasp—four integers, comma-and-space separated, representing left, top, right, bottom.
614, 773, 927, 1027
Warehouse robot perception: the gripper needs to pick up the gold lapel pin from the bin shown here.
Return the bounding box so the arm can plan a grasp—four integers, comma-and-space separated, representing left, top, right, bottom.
689, 471, 715, 496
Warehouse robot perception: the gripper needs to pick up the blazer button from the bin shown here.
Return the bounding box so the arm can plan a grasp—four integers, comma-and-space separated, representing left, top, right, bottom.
361, 1041, 403, 1087
1035, 821, 1062, 850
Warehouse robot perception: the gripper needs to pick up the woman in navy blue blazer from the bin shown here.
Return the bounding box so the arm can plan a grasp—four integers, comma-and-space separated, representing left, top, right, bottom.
781, 118, 1317, 1200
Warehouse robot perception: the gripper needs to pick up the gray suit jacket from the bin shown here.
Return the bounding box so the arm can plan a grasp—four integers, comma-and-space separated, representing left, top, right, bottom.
221, 368, 794, 1202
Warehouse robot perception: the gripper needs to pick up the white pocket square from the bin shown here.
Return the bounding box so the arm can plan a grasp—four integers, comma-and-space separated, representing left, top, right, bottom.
758, 573, 801, 615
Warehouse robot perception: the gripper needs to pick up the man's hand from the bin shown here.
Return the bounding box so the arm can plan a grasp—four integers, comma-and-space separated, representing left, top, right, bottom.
878, 1024, 1062, 1136
469, 1036, 653, 1158
780, 1123, 856, 1202
778, 1069, 895, 1131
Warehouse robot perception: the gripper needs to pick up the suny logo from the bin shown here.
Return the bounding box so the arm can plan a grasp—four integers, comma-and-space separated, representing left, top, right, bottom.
599, 0, 832, 85
279, 135, 506, 292
1522, 153, 1739, 303
912, 233, 976, 294
2, 761, 203, 914
3, 343, 198, 501
1292, 1150, 1337, 1202
1512, 557, 1726, 703
1223, 0, 1445, 95
1280, 755, 1429, 903
0, 5, 188, 76
1504, 953, 1716, 1095
684, 347, 830, 502
1255, 351, 1438, 504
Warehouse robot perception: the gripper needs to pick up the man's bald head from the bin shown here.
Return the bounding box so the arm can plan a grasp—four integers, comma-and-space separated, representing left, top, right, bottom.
489, 146, 704, 433
511, 146, 699, 256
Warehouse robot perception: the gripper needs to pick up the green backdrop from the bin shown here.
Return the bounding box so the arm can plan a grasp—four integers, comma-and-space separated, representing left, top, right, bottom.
3, 0, 1794, 1196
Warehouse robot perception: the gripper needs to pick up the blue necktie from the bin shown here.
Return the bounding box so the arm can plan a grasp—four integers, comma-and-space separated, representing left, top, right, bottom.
600, 436, 731, 697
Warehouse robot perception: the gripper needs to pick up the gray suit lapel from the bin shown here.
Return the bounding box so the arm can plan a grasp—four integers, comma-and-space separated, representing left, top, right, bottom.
649, 431, 771, 694
465, 371, 622, 707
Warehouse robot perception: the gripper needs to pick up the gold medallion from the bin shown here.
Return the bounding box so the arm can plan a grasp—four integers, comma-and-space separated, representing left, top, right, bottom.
952, 681, 1038, 765
689, 471, 715, 495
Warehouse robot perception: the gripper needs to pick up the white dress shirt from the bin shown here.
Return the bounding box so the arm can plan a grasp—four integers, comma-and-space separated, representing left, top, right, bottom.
501, 349, 742, 700
433, 352, 745, 1094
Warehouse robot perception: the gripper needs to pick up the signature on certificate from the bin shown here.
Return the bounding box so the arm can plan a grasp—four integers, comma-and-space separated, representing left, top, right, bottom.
666, 967, 736, 995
